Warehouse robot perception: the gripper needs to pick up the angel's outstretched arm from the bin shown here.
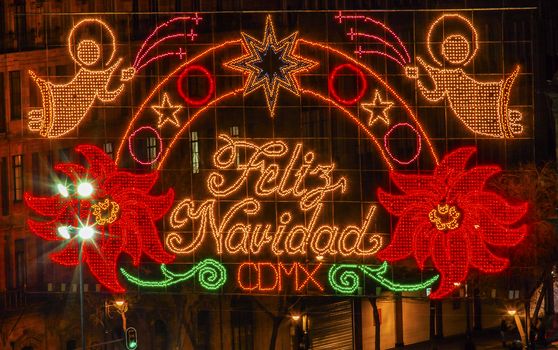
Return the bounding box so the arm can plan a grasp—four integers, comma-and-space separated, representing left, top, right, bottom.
97, 58, 124, 102
415, 57, 445, 101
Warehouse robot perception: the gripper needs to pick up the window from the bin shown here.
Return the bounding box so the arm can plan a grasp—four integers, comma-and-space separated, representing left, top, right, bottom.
197, 310, 211, 350
1, 157, 8, 215
9, 71, 21, 120
4, 237, 12, 289
231, 298, 254, 350
35, 235, 44, 287
0, 73, 6, 132
59, 148, 70, 162
146, 137, 158, 164
66, 340, 76, 350
191, 131, 200, 174
14, 0, 27, 49
46, 151, 54, 194
12, 155, 23, 202
230, 126, 240, 166
103, 142, 114, 159
230, 125, 239, 137
32, 153, 40, 195
15, 239, 26, 289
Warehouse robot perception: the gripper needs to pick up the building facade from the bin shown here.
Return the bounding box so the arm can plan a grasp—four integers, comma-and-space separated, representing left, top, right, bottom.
0, 1, 556, 349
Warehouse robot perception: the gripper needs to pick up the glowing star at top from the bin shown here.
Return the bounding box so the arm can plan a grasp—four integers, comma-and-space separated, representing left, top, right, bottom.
405, 14, 523, 138
27, 18, 135, 138
225, 15, 317, 117
152, 92, 183, 128
361, 89, 393, 126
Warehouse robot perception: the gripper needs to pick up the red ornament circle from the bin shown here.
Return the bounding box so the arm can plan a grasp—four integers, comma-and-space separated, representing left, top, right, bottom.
328, 63, 368, 105
176, 64, 215, 106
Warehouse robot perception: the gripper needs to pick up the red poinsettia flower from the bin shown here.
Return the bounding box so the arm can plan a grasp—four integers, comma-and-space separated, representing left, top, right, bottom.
25, 145, 175, 292
377, 147, 528, 299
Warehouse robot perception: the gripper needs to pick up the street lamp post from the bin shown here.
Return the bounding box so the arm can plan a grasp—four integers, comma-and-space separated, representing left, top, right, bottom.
77, 181, 94, 350
508, 309, 527, 347
105, 298, 128, 331
58, 179, 94, 350
79, 245, 86, 350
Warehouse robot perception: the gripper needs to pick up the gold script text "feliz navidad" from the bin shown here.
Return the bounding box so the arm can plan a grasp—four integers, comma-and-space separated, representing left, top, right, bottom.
165, 134, 383, 257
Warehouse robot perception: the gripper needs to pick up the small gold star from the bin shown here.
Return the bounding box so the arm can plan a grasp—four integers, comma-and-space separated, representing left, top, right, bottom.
361, 90, 393, 126
152, 93, 183, 128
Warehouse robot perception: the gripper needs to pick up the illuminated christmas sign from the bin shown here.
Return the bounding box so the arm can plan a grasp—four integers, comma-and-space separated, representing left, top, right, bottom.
26, 11, 531, 299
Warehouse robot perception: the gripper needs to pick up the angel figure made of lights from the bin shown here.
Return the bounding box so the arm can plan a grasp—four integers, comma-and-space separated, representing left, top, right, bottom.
405, 14, 523, 138
27, 18, 135, 138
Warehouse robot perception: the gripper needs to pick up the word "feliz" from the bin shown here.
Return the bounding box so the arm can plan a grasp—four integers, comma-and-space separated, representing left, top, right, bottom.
166, 135, 384, 258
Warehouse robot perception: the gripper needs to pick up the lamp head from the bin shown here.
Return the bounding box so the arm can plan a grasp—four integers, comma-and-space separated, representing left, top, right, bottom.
507, 309, 517, 316
77, 181, 94, 198
78, 225, 95, 240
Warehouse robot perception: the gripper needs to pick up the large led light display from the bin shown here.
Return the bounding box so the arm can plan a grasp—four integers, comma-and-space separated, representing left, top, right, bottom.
25, 10, 533, 299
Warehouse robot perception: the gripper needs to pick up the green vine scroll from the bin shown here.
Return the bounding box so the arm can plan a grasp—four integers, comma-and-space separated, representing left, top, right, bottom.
328, 262, 439, 294
120, 258, 227, 291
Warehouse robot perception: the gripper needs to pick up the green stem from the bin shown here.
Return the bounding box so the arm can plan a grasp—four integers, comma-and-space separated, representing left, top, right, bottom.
120, 258, 227, 291
329, 262, 439, 294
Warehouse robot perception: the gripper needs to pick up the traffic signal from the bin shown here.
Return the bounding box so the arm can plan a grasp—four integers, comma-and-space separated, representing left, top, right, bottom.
125, 327, 138, 349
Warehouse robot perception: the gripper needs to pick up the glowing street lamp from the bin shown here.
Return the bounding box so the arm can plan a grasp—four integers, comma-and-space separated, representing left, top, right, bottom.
507, 309, 517, 316
75, 181, 93, 350
57, 226, 72, 239
57, 183, 70, 198
105, 298, 129, 331
78, 225, 95, 240
77, 181, 94, 198
53, 177, 95, 350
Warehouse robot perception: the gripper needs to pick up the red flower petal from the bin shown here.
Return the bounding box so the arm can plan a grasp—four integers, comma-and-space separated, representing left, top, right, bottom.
377, 147, 529, 300
389, 171, 439, 194
28, 218, 66, 241
25, 144, 177, 293
75, 145, 117, 180
111, 215, 142, 266
478, 212, 527, 247
50, 240, 79, 266
463, 192, 528, 225
103, 172, 159, 197
377, 189, 434, 216
448, 166, 501, 201
412, 224, 435, 269
118, 189, 175, 220
83, 240, 125, 293
377, 206, 428, 262
124, 229, 141, 266
429, 229, 469, 299
434, 147, 476, 182
54, 163, 87, 182
468, 229, 509, 273
132, 205, 175, 264
24, 193, 66, 217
